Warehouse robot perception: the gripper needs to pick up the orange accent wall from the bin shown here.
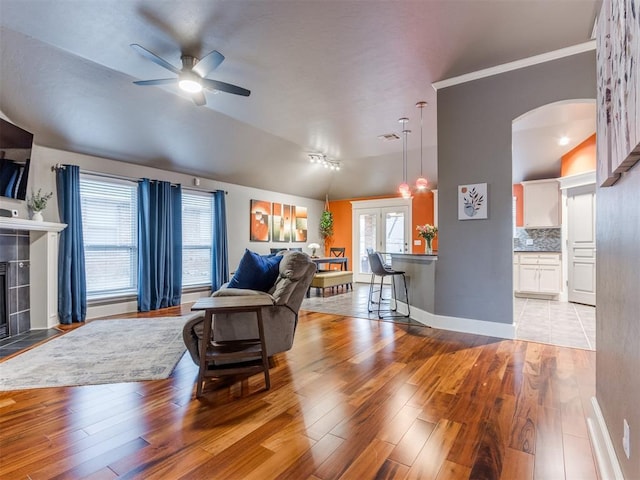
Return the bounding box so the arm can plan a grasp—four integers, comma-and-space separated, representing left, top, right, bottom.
513, 183, 523, 227
561, 133, 596, 177
326, 192, 436, 265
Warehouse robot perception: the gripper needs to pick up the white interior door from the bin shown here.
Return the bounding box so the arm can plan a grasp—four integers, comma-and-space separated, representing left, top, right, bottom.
567, 184, 596, 306
352, 201, 411, 283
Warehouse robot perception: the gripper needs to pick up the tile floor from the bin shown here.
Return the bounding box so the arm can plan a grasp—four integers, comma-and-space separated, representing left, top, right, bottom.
303, 282, 423, 326
0, 328, 62, 359
514, 296, 596, 350
302, 282, 596, 351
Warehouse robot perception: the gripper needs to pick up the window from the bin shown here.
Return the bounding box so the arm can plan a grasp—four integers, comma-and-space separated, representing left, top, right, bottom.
80, 176, 138, 299
182, 191, 212, 287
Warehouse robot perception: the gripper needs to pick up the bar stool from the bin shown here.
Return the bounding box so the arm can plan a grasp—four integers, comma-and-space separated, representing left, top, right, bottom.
367, 250, 410, 319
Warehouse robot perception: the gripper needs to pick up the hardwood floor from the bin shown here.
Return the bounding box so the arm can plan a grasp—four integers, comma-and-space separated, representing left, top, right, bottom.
0, 306, 598, 479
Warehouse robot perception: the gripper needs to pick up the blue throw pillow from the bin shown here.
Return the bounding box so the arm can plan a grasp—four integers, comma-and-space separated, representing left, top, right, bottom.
227, 249, 283, 292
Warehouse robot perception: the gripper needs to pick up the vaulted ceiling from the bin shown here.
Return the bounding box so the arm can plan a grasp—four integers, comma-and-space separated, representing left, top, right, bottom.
0, 0, 600, 199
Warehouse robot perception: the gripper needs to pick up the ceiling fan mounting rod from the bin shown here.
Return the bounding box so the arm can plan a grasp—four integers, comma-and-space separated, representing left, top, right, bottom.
181, 55, 198, 71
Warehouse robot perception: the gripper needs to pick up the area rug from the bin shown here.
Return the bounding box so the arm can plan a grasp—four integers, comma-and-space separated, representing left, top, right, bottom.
0, 314, 201, 390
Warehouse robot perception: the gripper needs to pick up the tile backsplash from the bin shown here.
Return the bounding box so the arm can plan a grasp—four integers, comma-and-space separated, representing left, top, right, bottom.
514, 227, 561, 252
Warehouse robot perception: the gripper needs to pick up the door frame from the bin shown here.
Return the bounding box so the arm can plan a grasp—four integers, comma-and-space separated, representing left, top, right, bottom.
559, 171, 596, 303
351, 198, 412, 283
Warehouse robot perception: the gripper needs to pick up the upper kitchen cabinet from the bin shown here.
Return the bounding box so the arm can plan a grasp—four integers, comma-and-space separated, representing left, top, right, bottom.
521, 179, 560, 228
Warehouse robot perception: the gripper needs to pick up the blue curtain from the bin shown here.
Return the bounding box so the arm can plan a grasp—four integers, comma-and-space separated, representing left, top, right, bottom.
211, 189, 229, 291
137, 179, 182, 311
56, 165, 87, 324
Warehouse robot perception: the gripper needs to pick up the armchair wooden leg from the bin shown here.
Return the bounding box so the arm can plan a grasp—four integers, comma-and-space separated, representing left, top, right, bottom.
196, 311, 213, 398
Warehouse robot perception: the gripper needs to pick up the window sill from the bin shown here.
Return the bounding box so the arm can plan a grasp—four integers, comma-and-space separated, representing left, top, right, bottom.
87, 286, 211, 306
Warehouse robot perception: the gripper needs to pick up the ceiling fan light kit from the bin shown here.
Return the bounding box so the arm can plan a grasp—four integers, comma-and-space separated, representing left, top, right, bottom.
130, 43, 250, 105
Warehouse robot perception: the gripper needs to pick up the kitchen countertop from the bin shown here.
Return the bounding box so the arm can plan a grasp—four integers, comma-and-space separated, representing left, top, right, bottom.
514, 249, 561, 253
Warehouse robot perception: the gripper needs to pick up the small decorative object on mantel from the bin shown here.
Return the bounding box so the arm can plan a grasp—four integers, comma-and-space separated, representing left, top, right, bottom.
416, 224, 437, 254
307, 242, 320, 258
27, 188, 53, 222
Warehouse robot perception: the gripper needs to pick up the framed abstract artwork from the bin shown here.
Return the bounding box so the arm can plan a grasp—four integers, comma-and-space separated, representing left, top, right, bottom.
293, 206, 308, 242
458, 183, 487, 220
250, 199, 271, 242
272, 203, 292, 242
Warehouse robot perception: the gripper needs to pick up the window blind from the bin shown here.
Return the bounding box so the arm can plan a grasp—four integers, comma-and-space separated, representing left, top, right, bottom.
182, 191, 212, 286
80, 176, 138, 299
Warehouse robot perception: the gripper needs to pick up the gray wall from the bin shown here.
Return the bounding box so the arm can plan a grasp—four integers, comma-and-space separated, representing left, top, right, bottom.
597, 166, 640, 477
436, 52, 596, 324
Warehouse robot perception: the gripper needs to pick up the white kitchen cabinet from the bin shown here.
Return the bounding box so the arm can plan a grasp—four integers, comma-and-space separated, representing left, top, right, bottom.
515, 253, 561, 296
513, 254, 520, 291
522, 179, 560, 227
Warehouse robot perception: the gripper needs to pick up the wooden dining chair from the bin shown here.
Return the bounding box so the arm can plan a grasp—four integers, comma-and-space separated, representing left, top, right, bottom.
328, 247, 345, 270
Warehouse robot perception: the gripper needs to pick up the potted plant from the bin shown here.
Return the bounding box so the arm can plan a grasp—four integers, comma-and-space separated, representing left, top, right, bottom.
318, 195, 334, 254
27, 188, 53, 222
319, 209, 334, 239
416, 223, 438, 254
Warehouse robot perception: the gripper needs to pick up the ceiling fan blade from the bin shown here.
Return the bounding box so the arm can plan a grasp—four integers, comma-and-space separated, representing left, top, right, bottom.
192, 50, 225, 77
133, 79, 176, 86
201, 78, 251, 97
130, 44, 180, 75
192, 91, 207, 106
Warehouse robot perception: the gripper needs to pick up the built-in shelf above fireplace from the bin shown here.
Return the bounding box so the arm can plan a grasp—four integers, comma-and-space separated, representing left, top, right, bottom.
0, 217, 66, 233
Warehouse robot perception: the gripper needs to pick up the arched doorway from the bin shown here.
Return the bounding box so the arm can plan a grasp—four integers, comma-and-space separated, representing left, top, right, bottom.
512, 100, 597, 349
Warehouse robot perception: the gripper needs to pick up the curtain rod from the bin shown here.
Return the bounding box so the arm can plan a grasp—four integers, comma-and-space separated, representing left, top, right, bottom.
52, 164, 227, 194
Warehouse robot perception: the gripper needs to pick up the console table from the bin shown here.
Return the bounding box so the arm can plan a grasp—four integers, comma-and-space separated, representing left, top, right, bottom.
191, 296, 273, 397
311, 256, 348, 271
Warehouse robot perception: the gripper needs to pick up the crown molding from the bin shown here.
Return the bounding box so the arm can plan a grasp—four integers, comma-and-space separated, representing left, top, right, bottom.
432, 41, 596, 91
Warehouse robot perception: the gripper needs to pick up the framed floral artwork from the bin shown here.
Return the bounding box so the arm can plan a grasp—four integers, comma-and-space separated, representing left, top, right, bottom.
458, 183, 487, 220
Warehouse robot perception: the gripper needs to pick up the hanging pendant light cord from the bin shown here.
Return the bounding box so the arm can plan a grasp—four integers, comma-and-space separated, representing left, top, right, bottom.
419, 105, 423, 177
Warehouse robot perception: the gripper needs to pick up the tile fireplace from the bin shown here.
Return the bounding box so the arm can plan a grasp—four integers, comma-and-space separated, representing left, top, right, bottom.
0, 217, 66, 332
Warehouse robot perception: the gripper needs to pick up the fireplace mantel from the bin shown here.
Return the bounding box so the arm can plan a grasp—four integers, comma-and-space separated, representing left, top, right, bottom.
0, 217, 67, 329
0, 217, 66, 233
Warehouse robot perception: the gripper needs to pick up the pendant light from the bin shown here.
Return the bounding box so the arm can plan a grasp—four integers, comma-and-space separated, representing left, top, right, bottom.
415, 101, 429, 191
398, 117, 412, 199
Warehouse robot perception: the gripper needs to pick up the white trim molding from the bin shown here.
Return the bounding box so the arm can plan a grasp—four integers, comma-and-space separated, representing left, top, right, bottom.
395, 302, 515, 339
558, 170, 596, 190
587, 397, 625, 480
432, 41, 596, 90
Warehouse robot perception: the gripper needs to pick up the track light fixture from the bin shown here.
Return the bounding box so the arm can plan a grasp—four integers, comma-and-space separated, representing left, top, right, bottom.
308, 153, 341, 171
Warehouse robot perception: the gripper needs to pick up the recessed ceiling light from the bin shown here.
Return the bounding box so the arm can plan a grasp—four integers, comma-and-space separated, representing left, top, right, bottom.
558, 136, 570, 146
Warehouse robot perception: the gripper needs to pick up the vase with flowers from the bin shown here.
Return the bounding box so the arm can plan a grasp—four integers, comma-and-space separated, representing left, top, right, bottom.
27, 188, 53, 222
416, 223, 437, 254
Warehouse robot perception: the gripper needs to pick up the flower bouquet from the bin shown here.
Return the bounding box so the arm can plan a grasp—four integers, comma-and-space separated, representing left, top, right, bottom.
416, 223, 438, 254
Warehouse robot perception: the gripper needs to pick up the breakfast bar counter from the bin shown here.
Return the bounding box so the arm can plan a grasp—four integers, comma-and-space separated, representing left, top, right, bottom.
389, 253, 437, 315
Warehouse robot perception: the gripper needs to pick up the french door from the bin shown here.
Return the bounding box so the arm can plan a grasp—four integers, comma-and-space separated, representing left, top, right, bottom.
352, 199, 411, 283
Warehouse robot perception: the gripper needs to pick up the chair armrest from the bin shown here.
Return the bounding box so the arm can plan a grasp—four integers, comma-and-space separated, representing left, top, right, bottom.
212, 287, 276, 303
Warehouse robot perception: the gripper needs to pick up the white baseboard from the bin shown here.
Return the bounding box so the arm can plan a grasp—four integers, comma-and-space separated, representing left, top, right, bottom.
86, 290, 209, 320
587, 397, 625, 480
396, 302, 515, 339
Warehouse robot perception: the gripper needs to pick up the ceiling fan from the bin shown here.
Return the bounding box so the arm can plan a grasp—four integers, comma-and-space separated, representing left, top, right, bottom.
130, 43, 250, 106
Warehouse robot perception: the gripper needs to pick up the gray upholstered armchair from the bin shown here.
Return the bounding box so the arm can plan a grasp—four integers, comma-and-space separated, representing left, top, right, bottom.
183, 251, 316, 364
